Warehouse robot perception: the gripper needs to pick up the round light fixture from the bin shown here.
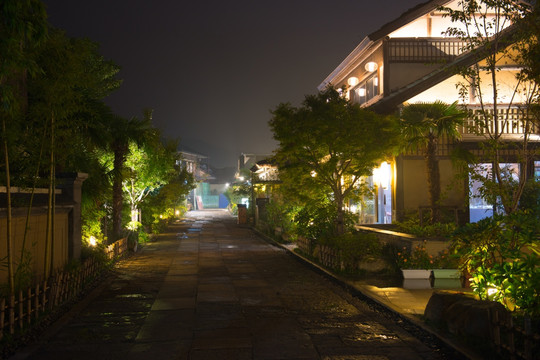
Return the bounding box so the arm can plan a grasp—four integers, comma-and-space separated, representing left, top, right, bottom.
365, 61, 378, 72
347, 76, 359, 87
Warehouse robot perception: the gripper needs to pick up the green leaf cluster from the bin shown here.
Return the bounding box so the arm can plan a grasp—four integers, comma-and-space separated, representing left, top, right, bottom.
269, 86, 400, 235
452, 211, 540, 316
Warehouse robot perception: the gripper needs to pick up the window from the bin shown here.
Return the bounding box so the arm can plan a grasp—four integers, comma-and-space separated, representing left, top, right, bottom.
469, 163, 519, 222
350, 74, 379, 105
535, 161, 540, 180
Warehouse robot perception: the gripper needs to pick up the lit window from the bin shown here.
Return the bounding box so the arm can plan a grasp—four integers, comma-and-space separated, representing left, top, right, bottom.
350, 74, 379, 105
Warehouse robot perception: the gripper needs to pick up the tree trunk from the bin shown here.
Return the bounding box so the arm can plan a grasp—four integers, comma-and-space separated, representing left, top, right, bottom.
426, 137, 441, 223
44, 112, 54, 279
2, 117, 15, 294
335, 194, 345, 236
112, 146, 126, 241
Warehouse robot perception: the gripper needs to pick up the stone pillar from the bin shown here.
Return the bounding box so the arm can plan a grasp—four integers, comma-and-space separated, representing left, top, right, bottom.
57, 172, 88, 260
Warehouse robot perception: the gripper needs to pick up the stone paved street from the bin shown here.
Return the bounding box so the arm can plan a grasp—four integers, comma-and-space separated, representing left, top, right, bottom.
12, 210, 447, 360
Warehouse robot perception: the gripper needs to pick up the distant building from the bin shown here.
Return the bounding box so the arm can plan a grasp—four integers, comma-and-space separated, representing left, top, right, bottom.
178, 149, 213, 210
179, 149, 235, 210
237, 153, 273, 178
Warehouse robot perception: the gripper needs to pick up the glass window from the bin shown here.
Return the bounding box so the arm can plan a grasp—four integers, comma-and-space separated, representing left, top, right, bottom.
350, 74, 379, 105
469, 163, 519, 222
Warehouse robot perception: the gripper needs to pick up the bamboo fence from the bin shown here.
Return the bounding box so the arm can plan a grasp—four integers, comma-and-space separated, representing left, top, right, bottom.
0, 237, 128, 340
491, 309, 540, 360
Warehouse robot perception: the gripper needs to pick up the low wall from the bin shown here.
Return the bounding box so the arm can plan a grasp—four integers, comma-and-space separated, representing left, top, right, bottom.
0, 208, 71, 284
356, 225, 451, 256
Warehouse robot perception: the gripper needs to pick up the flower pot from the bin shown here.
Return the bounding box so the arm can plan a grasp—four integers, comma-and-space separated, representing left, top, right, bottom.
432, 269, 460, 279
401, 269, 432, 279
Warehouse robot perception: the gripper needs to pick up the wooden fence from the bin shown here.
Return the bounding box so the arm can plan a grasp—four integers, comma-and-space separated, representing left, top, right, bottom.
0, 238, 128, 340
105, 237, 128, 260
491, 309, 540, 360
295, 237, 344, 271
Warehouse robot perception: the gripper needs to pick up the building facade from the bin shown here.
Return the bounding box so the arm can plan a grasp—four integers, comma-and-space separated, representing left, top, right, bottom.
320, 0, 539, 224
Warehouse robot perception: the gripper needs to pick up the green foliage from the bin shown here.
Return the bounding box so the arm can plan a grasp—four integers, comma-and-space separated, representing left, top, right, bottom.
329, 231, 382, 272
81, 196, 107, 246
431, 248, 460, 269
224, 182, 251, 206
294, 200, 357, 241
519, 179, 540, 216
123, 136, 178, 216
439, 0, 540, 215
269, 86, 400, 235
264, 195, 299, 236
140, 166, 194, 232
400, 101, 466, 223
395, 214, 457, 238
452, 211, 540, 316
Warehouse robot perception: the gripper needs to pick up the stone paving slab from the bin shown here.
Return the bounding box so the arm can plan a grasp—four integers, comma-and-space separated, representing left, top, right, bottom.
10, 209, 464, 360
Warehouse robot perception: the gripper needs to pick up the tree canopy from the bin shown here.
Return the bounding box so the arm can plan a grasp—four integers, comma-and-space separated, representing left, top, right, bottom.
269, 87, 400, 235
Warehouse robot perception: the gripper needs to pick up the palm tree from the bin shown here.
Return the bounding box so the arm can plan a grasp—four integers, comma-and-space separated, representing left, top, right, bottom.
400, 101, 466, 223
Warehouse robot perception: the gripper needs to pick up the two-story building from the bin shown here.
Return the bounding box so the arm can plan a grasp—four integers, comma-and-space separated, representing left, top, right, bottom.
319, 0, 539, 225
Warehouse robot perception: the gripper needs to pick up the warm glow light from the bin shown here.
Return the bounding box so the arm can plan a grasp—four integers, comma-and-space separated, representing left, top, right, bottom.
310, 171, 317, 177
373, 161, 391, 189
365, 61, 378, 72
159, 214, 163, 219
238, 176, 245, 182
89, 236, 97, 247
347, 76, 359, 87
175, 210, 180, 216
487, 287, 498, 297
357, 87, 366, 97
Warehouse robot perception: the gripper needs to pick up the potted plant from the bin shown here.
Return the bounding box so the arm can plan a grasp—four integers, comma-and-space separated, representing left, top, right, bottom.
431, 249, 460, 279
396, 241, 432, 279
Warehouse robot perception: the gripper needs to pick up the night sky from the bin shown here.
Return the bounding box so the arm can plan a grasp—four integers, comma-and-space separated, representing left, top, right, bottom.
43, 0, 422, 168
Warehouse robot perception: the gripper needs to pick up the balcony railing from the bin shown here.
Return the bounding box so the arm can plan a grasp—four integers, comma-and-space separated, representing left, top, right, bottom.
458, 107, 539, 140
387, 38, 467, 63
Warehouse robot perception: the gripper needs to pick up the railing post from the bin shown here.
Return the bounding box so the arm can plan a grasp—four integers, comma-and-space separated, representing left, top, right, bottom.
9, 294, 15, 334
27, 287, 32, 325
491, 309, 501, 355
18, 290, 23, 329
0, 298, 5, 340
35, 283, 40, 320
508, 315, 515, 356
524, 316, 532, 360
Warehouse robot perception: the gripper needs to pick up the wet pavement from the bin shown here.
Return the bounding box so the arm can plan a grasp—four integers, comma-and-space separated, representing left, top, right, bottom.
12, 209, 458, 360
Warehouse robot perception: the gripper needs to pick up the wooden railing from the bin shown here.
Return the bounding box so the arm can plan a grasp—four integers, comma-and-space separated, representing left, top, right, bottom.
387, 37, 467, 63
459, 107, 539, 140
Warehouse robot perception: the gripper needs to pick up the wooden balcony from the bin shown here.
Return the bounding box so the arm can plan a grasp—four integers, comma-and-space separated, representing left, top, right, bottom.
387, 37, 467, 63
458, 107, 540, 142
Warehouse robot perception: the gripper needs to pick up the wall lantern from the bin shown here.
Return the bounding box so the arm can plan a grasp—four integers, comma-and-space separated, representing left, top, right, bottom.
347, 76, 359, 87
365, 61, 378, 72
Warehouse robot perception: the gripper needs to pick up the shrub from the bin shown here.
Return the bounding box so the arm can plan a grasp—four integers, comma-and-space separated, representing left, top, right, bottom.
395, 241, 433, 270
395, 212, 457, 237
452, 211, 540, 317
334, 231, 382, 271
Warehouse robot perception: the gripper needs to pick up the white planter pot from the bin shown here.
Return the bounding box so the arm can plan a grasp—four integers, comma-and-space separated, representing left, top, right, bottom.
401, 269, 432, 279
